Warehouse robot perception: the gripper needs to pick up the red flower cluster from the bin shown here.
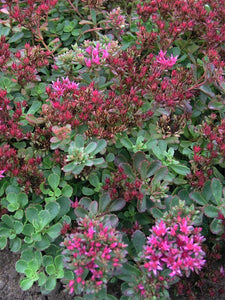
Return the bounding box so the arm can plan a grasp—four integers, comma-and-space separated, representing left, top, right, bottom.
0, 89, 29, 141
189, 116, 225, 188
10, 44, 51, 86
5, 0, 58, 32
106, 48, 194, 112
43, 78, 152, 139
0, 36, 10, 71
102, 167, 144, 202
137, 0, 225, 50
0, 144, 44, 194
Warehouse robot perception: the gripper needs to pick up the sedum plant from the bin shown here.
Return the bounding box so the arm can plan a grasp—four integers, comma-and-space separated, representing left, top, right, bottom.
0, 0, 225, 299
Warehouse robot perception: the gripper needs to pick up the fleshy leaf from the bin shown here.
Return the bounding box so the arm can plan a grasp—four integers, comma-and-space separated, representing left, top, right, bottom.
190, 192, 208, 206
170, 164, 190, 176
92, 139, 107, 155
204, 205, 219, 218
48, 173, 60, 191
74, 134, 84, 148
211, 178, 222, 204
108, 198, 126, 212
131, 230, 146, 254
84, 142, 97, 154
99, 192, 111, 212
133, 151, 146, 172
210, 218, 223, 234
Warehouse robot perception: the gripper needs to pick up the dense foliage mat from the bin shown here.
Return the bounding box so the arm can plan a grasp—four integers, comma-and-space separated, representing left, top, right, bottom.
0, 0, 225, 299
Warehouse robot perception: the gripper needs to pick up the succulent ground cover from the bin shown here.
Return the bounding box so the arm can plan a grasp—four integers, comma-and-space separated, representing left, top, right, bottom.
0, 0, 225, 299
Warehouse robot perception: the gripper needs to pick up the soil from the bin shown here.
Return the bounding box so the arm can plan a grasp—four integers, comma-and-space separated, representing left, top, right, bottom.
1, 247, 225, 300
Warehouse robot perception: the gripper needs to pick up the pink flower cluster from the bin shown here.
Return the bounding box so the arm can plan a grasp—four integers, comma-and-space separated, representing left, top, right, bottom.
85, 43, 109, 67
155, 50, 178, 68
51, 77, 79, 97
61, 217, 127, 295
0, 170, 5, 180
140, 216, 205, 279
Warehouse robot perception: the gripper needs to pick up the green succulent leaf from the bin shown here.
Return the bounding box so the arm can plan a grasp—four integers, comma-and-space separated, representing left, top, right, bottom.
150, 207, 164, 219
45, 202, 60, 221
99, 192, 111, 213
56, 196, 71, 218
34, 236, 51, 251
89, 201, 98, 215
210, 218, 223, 235
119, 163, 135, 180
131, 230, 146, 254
0, 236, 7, 250
211, 178, 222, 204
108, 198, 126, 212
20, 278, 34, 291
74, 134, 84, 148
133, 151, 146, 172
89, 174, 100, 187
139, 160, 150, 180
62, 184, 73, 197
92, 139, 107, 155
72, 164, 85, 174
169, 164, 190, 176
84, 142, 97, 154
38, 210, 51, 228
120, 137, 133, 150
46, 223, 62, 239
190, 192, 208, 206
10, 237, 21, 252
45, 276, 57, 291
63, 161, 77, 173
117, 263, 141, 282
204, 205, 219, 218
17, 192, 28, 207
92, 158, 105, 165
16, 260, 28, 273
46, 264, 56, 275
26, 207, 39, 224
82, 186, 95, 195
48, 173, 60, 191
1, 214, 14, 228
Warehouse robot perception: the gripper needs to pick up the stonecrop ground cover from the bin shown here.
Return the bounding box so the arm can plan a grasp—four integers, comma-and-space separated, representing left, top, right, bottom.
0, 0, 225, 299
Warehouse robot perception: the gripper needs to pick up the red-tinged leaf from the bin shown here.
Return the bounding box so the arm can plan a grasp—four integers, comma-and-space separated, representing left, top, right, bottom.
108, 198, 126, 212
133, 151, 146, 172
99, 192, 111, 213
74, 207, 88, 218
89, 201, 98, 215
190, 192, 207, 206
139, 160, 150, 180
204, 205, 218, 218
25, 114, 45, 125
152, 166, 168, 181
210, 219, 223, 235
146, 160, 162, 177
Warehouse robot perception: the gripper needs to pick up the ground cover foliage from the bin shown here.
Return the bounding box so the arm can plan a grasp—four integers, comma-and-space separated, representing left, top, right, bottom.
0, 0, 225, 299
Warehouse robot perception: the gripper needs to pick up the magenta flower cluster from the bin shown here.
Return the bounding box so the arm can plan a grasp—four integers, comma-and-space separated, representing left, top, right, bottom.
61, 217, 127, 295
85, 43, 109, 67
140, 216, 206, 279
